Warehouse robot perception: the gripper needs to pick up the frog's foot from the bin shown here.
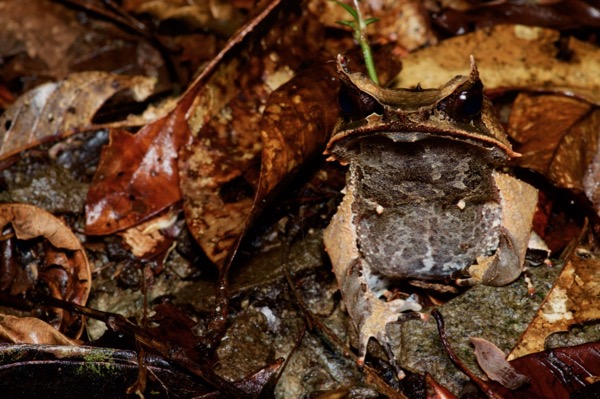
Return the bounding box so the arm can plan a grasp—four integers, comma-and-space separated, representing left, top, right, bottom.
346, 263, 421, 379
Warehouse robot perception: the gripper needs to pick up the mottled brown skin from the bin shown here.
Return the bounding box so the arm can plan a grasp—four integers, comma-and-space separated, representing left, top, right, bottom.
323, 55, 538, 377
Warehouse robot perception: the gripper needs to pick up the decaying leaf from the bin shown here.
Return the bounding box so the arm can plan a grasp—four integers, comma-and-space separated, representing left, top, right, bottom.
0, 344, 282, 398
0, 314, 76, 345
85, 106, 191, 236
508, 93, 594, 186
179, 3, 328, 266
470, 337, 529, 390
0, 203, 91, 338
0, 72, 156, 161
85, 0, 286, 238
118, 207, 180, 259
395, 24, 600, 105
508, 236, 600, 360
0, 0, 166, 92
123, 0, 245, 37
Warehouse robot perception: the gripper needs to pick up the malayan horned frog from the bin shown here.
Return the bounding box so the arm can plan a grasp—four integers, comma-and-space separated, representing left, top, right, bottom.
323, 55, 539, 376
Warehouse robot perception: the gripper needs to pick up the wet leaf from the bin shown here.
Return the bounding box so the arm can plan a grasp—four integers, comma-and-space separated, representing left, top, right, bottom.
0, 72, 156, 161
0, 203, 91, 338
0, 343, 282, 398
395, 25, 600, 105
85, 106, 190, 236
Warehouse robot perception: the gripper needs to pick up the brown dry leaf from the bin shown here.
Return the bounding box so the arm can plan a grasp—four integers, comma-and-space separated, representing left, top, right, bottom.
123, 0, 245, 36
179, 4, 326, 266
395, 24, 600, 105
508, 238, 600, 360
507, 93, 600, 214
85, 0, 286, 237
256, 63, 340, 201
0, 314, 76, 346
508, 93, 593, 182
0, 203, 91, 338
0, 72, 156, 161
470, 337, 529, 390
0, 0, 165, 92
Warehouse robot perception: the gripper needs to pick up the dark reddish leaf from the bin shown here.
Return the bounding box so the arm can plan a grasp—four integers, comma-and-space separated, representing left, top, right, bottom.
179, 4, 327, 266
85, 106, 190, 235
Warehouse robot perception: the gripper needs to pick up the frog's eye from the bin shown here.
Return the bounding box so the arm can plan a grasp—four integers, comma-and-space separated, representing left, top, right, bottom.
439, 80, 484, 121
339, 84, 383, 120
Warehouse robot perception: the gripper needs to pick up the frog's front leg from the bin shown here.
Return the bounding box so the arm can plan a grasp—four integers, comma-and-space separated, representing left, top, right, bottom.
324, 182, 421, 379
466, 171, 539, 286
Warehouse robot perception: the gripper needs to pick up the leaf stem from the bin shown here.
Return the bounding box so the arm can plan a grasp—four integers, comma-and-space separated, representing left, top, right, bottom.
352, 0, 379, 84
333, 0, 380, 84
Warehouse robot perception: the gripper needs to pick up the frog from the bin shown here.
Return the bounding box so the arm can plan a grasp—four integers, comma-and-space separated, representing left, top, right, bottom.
323, 54, 539, 378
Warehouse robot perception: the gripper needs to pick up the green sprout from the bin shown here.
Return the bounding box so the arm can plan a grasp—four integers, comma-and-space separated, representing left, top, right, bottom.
332, 0, 380, 84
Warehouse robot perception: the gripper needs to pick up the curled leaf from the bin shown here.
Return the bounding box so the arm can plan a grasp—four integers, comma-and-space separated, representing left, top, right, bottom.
0, 203, 91, 338
0, 314, 75, 345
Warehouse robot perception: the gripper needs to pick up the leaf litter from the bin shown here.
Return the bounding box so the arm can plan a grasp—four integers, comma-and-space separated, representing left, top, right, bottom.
1, 1, 600, 398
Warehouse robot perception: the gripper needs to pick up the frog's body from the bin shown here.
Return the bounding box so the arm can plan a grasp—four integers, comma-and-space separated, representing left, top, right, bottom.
323, 55, 539, 376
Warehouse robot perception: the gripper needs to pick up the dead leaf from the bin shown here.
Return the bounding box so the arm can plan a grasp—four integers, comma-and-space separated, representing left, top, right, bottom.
395, 24, 600, 105
0, 314, 76, 345
123, 0, 245, 37
508, 237, 600, 360
85, 107, 190, 236
119, 207, 179, 259
0, 0, 166, 92
85, 0, 286, 237
0, 72, 156, 161
179, 3, 328, 266
470, 337, 529, 390
508, 93, 594, 183
0, 203, 91, 338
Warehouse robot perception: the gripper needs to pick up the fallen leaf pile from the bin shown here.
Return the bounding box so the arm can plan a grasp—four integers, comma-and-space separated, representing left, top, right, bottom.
0, 0, 600, 398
